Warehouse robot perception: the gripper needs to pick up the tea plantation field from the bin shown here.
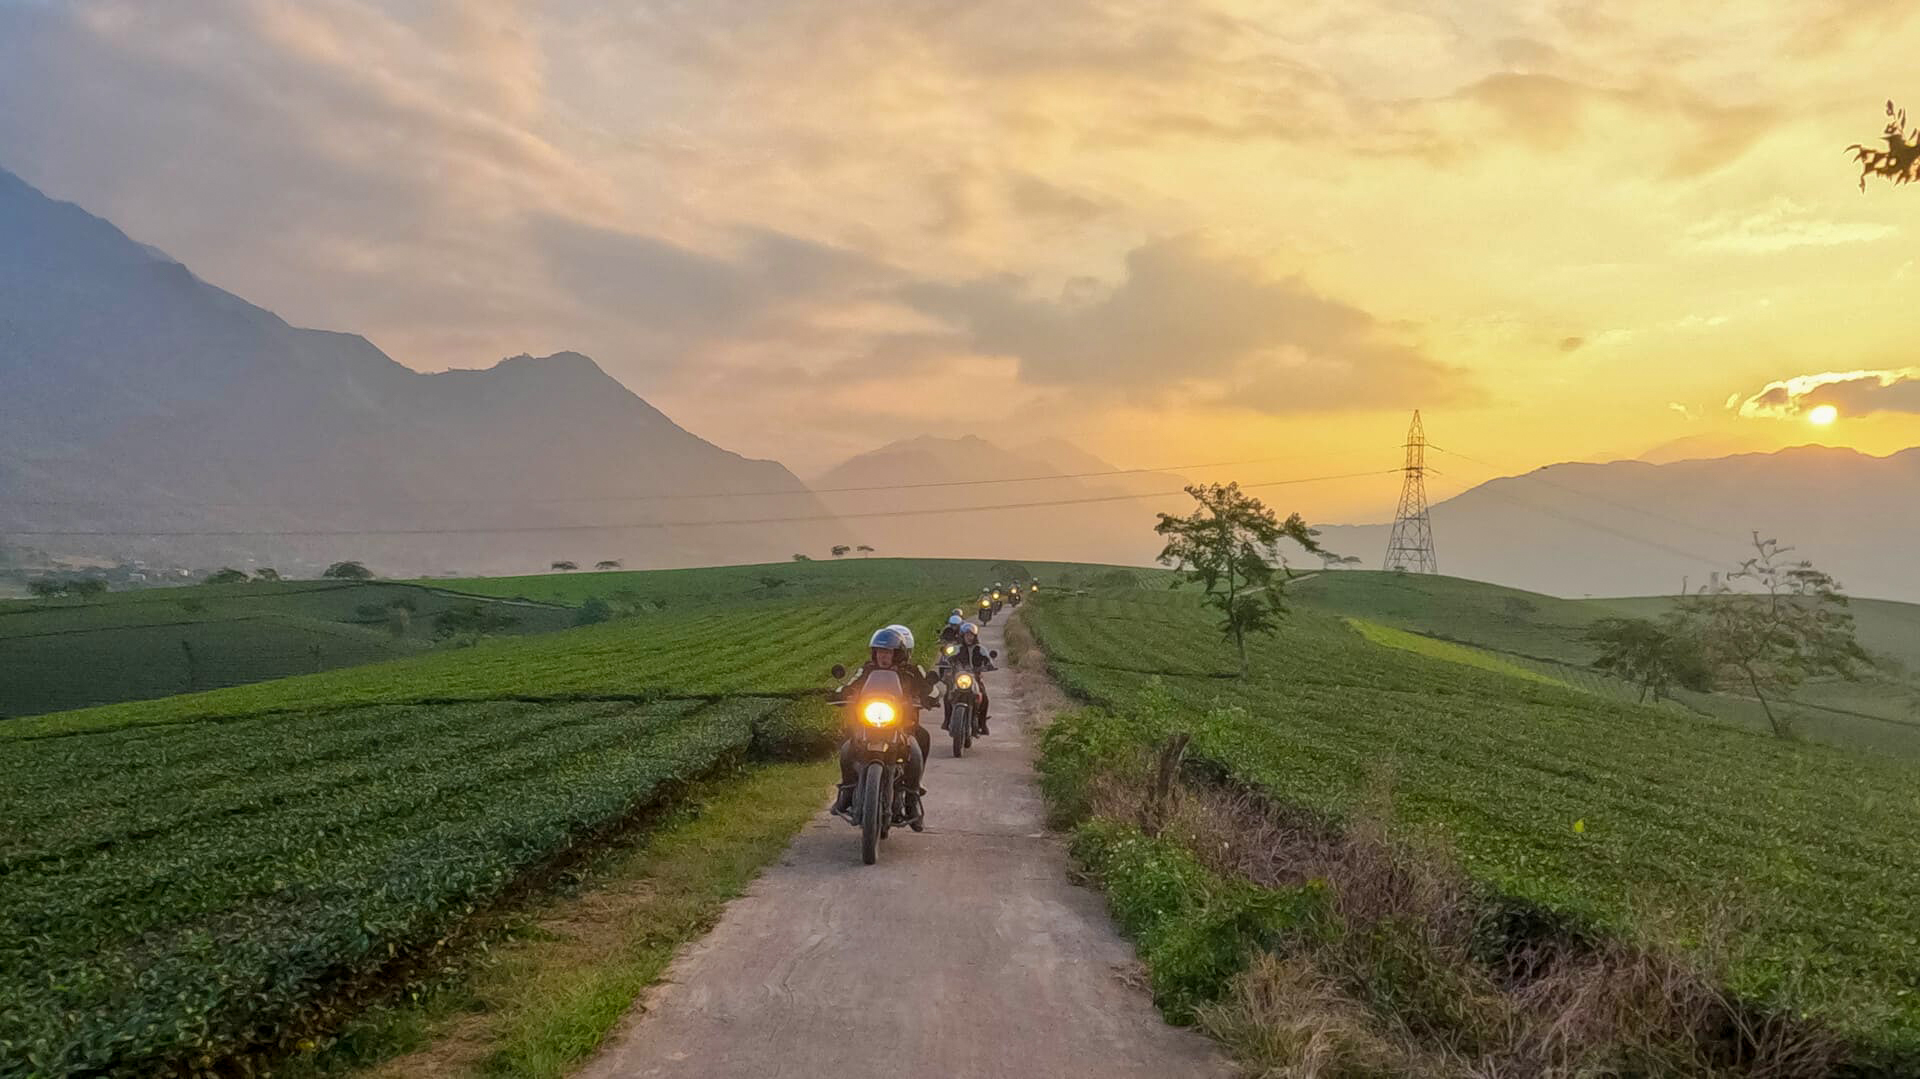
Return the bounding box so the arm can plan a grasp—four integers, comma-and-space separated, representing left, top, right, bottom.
0, 560, 1000, 1076
1026, 585, 1920, 1063
0, 580, 572, 718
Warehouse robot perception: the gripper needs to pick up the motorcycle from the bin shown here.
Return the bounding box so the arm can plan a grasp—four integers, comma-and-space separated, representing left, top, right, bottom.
1007, 585, 1023, 608
829, 665, 924, 864
977, 595, 995, 624
937, 649, 997, 758
990, 589, 1004, 615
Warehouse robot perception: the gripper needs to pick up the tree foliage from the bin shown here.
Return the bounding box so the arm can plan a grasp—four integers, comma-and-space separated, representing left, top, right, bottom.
831, 545, 852, 558
203, 568, 250, 585
1849, 100, 1920, 189
322, 561, 374, 581
594, 559, 622, 571
1585, 616, 1712, 703
550, 560, 578, 572
1154, 482, 1320, 674
1681, 533, 1869, 737
431, 603, 521, 645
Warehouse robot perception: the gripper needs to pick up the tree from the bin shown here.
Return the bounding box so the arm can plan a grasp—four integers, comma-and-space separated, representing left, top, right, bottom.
67, 578, 108, 597
27, 579, 64, 598
576, 596, 613, 626
1849, 100, 1920, 189
792, 553, 812, 562
831, 545, 852, 558
432, 603, 520, 644
1154, 482, 1321, 674
856, 545, 875, 557
1315, 550, 1362, 571
253, 568, 281, 582
323, 561, 374, 580
204, 567, 249, 585
551, 560, 578, 572
594, 559, 623, 571
1585, 616, 1712, 703
1681, 533, 1870, 737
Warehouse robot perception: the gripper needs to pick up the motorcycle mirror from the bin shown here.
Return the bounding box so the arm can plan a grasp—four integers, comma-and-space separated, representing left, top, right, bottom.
830, 664, 846, 680
989, 649, 999, 658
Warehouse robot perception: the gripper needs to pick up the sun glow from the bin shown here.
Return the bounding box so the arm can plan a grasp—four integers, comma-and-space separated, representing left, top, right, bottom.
1808, 405, 1839, 426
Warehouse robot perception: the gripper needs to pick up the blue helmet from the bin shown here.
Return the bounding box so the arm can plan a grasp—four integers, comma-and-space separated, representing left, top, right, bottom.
869, 625, 910, 652
948, 614, 963, 626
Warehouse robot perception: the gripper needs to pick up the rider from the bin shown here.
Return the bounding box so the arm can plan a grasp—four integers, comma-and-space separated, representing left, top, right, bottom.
831, 625, 938, 820
944, 620, 995, 736
938, 611, 965, 643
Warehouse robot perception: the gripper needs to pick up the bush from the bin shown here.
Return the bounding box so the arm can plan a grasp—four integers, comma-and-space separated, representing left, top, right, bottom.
576, 596, 613, 626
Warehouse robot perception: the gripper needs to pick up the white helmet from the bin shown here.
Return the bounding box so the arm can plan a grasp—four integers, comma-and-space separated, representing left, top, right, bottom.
885, 623, 915, 650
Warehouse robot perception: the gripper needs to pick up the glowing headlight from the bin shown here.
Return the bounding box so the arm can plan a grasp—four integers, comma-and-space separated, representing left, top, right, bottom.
979, 598, 990, 607
861, 700, 897, 727
954, 673, 974, 690
992, 592, 1002, 600
944, 644, 958, 656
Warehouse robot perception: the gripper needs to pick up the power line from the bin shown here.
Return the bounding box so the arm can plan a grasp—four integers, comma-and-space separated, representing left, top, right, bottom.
1427, 467, 1724, 567
0, 452, 1316, 510
0, 468, 1399, 539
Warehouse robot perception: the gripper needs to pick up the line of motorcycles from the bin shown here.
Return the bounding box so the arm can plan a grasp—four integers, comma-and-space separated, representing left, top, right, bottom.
828, 580, 1040, 865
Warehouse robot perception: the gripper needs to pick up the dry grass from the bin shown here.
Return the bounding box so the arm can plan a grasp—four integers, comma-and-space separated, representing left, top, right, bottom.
1077, 740, 1846, 1078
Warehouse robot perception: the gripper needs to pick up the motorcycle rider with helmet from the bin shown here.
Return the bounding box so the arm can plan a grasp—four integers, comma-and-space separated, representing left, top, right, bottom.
941, 621, 996, 736
831, 625, 939, 821
938, 611, 965, 643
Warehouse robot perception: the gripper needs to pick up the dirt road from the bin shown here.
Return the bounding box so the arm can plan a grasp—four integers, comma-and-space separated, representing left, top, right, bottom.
577, 616, 1225, 1079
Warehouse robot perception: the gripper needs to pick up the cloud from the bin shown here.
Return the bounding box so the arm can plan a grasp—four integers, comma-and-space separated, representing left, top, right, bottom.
902, 236, 1470, 413
1735, 368, 1920, 418
1687, 198, 1898, 254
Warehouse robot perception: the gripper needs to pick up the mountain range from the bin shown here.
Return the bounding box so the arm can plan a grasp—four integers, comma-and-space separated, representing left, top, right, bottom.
4, 166, 1917, 601
0, 168, 838, 575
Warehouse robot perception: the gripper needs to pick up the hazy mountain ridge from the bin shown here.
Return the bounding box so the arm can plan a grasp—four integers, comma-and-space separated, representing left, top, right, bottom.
0, 168, 839, 574
809, 434, 1192, 565
1312, 444, 1920, 602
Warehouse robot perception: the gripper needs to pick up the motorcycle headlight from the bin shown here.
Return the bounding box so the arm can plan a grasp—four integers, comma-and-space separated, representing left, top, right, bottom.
992, 592, 1002, 600
979, 599, 990, 607
944, 644, 958, 656
955, 673, 974, 690
862, 700, 898, 728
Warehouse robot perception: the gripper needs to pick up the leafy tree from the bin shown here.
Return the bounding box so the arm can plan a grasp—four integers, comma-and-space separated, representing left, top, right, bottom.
1585, 616, 1713, 703
1849, 100, 1920, 189
253, 568, 281, 582
1154, 482, 1321, 675
323, 561, 374, 581
27, 579, 64, 598
204, 568, 250, 585
576, 596, 613, 626
856, 545, 875, 556
831, 545, 851, 558
792, 553, 812, 562
594, 559, 623, 571
71, 578, 108, 597
1681, 533, 1869, 736
551, 560, 578, 572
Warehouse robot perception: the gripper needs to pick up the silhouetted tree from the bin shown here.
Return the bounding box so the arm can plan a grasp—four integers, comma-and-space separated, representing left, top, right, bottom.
792, 553, 812, 561
1155, 483, 1321, 675
1849, 101, 1920, 189
856, 545, 875, 556
1681, 534, 1869, 736
323, 561, 374, 580
1586, 616, 1713, 703
594, 559, 623, 571
551, 560, 579, 572
204, 568, 250, 585
253, 568, 281, 582
831, 545, 852, 558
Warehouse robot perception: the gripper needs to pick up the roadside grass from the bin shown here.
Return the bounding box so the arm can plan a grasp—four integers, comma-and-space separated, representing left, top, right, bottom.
1027, 586, 1920, 1070
276, 760, 834, 1079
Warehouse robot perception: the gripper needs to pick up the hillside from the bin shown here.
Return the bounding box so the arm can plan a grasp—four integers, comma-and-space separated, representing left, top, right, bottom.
808, 435, 1189, 564
0, 168, 840, 576
1311, 445, 1920, 602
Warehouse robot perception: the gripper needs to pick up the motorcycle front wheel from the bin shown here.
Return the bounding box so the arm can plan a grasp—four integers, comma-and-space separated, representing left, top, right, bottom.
860, 762, 884, 865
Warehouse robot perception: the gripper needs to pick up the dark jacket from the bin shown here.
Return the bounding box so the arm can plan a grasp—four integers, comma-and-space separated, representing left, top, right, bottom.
938, 624, 963, 643
836, 660, 939, 713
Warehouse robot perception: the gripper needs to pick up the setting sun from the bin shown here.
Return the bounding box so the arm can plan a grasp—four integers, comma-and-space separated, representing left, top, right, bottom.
1808, 405, 1839, 426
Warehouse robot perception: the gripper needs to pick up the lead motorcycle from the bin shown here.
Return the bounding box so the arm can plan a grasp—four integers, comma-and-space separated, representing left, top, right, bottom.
830, 665, 924, 865
977, 594, 995, 624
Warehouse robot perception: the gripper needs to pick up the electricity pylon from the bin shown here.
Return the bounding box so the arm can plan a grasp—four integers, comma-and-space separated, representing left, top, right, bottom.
1382, 410, 1438, 574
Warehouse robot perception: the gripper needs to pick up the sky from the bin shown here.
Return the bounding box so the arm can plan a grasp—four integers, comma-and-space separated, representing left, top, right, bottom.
2, 0, 1916, 522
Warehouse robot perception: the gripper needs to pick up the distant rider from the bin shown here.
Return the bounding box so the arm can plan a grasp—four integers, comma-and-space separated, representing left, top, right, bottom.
831, 625, 938, 820
938, 611, 965, 643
